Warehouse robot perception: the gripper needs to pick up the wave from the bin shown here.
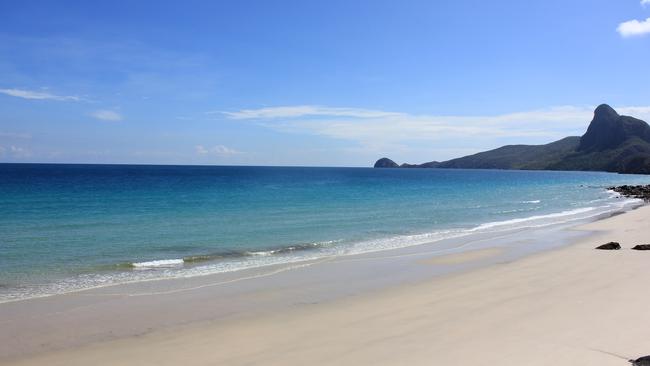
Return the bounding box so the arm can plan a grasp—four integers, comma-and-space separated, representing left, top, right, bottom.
472, 207, 597, 231
132, 259, 184, 268
607, 189, 622, 198
522, 200, 541, 204
353, 197, 644, 257
124, 242, 331, 270
246, 242, 323, 256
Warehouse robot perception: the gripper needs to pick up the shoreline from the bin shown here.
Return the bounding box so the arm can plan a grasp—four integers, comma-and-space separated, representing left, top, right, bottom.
0, 188, 640, 305
3, 202, 650, 364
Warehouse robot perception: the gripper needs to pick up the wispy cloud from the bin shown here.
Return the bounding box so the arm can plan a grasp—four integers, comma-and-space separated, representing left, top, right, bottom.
222, 104, 650, 159
219, 106, 401, 119
0, 88, 81, 101
642, 0, 650, 6
224, 105, 595, 140
90, 110, 122, 121
617, 106, 650, 116
0, 145, 32, 159
195, 145, 242, 156
617, 17, 650, 37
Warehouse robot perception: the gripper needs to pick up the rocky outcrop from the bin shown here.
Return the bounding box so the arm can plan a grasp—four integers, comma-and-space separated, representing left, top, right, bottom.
373, 158, 399, 168
595, 242, 621, 250
632, 244, 650, 251
629, 355, 650, 366
578, 104, 650, 152
608, 185, 650, 201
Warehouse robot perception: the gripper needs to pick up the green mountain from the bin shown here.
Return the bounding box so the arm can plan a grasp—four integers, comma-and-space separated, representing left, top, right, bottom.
374, 104, 650, 174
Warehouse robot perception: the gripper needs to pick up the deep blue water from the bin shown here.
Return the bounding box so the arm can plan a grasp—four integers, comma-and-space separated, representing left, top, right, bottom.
1, 163, 649, 302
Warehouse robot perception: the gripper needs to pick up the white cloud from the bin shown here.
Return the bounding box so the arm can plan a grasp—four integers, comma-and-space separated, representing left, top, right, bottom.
195, 145, 242, 156
1, 145, 32, 159
222, 104, 650, 160
617, 106, 650, 116
224, 105, 595, 140
642, 0, 650, 6
91, 110, 123, 121
219, 105, 401, 119
0, 88, 80, 101
617, 17, 650, 37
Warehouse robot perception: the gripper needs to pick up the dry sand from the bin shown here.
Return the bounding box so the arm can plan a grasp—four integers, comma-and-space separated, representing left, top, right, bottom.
5, 205, 650, 365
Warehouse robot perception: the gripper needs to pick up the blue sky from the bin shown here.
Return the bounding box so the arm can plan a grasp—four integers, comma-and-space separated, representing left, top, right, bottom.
1, 0, 649, 166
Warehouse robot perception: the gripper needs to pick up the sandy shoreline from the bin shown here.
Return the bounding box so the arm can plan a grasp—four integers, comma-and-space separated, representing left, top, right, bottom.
3, 204, 650, 365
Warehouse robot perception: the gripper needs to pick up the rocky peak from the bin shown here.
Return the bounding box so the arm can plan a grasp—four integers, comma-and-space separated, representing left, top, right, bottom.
578, 104, 625, 152
593, 104, 619, 120
578, 104, 650, 152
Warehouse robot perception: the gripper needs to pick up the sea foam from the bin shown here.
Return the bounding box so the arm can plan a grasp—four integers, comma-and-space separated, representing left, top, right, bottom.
132, 259, 184, 268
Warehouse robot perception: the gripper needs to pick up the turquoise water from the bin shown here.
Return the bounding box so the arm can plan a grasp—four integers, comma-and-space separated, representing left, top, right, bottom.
1, 164, 649, 302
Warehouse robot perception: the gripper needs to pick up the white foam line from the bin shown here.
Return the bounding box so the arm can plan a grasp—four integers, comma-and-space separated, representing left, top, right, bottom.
344, 206, 611, 257
336, 203, 641, 264
335, 234, 488, 263
132, 259, 184, 268
471, 207, 596, 231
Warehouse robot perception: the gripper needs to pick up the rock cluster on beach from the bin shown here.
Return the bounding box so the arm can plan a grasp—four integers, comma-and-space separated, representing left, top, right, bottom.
595, 242, 650, 250
595, 242, 621, 250
632, 244, 650, 251
630, 355, 650, 366
608, 185, 650, 201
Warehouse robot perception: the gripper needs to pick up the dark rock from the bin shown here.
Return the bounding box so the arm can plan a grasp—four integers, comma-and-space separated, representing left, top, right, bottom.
632, 244, 650, 251
578, 104, 624, 152
608, 185, 650, 201
373, 158, 399, 168
595, 242, 621, 250
629, 356, 650, 366
588, 104, 650, 149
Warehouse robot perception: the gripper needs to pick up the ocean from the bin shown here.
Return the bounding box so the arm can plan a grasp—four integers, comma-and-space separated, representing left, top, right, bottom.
1, 163, 649, 303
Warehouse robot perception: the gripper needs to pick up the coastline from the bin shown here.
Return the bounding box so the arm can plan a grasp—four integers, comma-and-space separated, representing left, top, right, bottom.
3, 202, 650, 365
0, 185, 639, 305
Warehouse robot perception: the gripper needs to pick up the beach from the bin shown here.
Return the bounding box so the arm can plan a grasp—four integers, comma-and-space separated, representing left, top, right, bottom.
3, 1, 650, 364
2, 203, 649, 365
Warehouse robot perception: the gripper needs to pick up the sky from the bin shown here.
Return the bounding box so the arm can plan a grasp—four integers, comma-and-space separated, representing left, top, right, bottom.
1, 0, 649, 167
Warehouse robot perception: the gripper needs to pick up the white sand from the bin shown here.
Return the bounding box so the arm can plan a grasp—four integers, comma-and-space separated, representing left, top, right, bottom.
5, 206, 650, 365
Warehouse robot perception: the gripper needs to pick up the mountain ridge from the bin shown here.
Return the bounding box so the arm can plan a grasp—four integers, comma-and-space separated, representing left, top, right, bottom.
374, 104, 650, 174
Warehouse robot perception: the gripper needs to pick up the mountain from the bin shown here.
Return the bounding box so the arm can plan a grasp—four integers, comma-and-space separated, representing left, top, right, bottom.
374, 104, 650, 174
436, 136, 581, 170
